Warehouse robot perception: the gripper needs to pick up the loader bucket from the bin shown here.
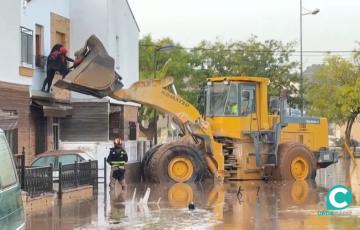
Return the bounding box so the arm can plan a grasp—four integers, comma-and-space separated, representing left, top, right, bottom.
55, 35, 123, 98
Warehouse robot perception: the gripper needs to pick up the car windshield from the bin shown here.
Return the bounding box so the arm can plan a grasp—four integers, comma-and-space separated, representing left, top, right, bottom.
0, 134, 17, 188
32, 156, 56, 168
58, 154, 82, 165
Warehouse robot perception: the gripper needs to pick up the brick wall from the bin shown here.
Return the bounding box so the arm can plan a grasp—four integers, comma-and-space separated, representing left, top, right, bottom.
0, 81, 34, 164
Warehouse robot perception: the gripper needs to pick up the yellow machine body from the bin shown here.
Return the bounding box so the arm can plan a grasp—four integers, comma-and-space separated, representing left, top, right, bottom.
205, 77, 329, 180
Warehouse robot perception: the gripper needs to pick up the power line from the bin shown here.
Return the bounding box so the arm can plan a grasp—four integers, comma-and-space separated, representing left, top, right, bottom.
139, 43, 358, 54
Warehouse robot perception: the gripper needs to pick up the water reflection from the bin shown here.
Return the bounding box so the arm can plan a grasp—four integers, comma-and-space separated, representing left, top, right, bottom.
26, 196, 98, 230
26, 158, 360, 230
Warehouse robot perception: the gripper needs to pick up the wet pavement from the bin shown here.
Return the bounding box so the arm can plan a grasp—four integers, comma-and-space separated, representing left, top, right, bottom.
27, 158, 360, 230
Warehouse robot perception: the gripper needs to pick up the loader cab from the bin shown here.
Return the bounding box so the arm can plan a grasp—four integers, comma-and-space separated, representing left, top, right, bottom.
205, 81, 256, 117
204, 77, 270, 139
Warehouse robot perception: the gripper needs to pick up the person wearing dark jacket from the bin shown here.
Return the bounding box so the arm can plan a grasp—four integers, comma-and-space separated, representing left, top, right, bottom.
41, 44, 74, 93
107, 138, 128, 190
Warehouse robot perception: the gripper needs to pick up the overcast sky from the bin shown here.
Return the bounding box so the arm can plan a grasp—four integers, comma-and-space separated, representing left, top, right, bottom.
128, 0, 360, 66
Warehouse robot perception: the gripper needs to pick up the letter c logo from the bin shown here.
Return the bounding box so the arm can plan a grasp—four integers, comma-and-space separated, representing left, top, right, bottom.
326, 185, 352, 210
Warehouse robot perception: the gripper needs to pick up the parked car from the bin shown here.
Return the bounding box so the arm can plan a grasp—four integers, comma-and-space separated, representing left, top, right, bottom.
0, 129, 25, 230
31, 150, 95, 180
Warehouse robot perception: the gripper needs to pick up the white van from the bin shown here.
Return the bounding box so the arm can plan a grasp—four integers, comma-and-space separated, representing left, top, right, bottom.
0, 129, 25, 230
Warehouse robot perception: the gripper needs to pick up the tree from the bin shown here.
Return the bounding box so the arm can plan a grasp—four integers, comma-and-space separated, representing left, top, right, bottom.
306, 55, 360, 146
138, 35, 192, 140
189, 36, 299, 107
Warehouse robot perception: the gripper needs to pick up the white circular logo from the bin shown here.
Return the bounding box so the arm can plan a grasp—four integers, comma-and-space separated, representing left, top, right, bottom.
327, 185, 352, 210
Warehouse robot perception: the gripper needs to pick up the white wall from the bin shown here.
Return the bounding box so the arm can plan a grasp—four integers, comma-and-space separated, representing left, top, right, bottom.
0, 0, 31, 85
21, 0, 70, 90
107, 0, 139, 87
69, 0, 108, 54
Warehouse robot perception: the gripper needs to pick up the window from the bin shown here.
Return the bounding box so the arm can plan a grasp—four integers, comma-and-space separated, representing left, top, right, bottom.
31, 156, 56, 168
20, 26, 33, 67
53, 118, 59, 150
239, 84, 256, 116
77, 155, 85, 162
58, 154, 78, 166
206, 82, 256, 117
206, 83, 229, 116
224, 84, 239, 115
0, 110, 18, 154
4, 129, 18, 155
129, 122, 136, 140
35, 24, 45, 68
0, 135, 17, 188
35, 116, 46, 154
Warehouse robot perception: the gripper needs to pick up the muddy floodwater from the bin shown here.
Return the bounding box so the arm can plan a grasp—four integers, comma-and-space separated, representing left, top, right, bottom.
27, 158, 360, 230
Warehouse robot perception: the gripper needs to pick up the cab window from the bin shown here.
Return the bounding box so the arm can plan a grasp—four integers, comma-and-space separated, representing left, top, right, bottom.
0, 135, 17, 189
207, 83, 229, 116
239, 84, 256, 116
206, 82, 256, 117
225, 83, 239, 115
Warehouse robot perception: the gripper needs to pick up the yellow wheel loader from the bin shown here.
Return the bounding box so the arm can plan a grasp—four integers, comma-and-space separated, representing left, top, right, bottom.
56, 35, 338, 183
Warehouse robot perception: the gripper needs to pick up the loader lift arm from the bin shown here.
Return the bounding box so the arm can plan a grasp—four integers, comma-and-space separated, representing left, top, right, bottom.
55, 35, 224, 180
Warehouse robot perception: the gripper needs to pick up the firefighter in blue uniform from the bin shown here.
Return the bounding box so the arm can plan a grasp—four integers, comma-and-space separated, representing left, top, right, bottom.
107, 138, 128, 190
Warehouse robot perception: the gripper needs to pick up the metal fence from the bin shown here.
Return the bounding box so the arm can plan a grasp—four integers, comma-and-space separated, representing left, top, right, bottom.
13, 139, 152, 197
14, 153, 98, 198
58, 161, 98, 198
13, 154, 25, 188
14, 153, 53, 197
24, 166, 53, 197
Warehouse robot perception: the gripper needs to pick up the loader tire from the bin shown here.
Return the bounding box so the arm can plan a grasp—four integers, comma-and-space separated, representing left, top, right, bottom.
141, 144, 162, 179
146, 144, 206, 183
273, 142, 317, 181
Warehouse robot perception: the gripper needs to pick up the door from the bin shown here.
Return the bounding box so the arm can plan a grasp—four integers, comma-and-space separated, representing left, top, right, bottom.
34, 111, 47, 154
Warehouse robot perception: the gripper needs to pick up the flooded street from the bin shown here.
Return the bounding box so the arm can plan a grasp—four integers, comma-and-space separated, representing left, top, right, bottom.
27, 158, 360, 230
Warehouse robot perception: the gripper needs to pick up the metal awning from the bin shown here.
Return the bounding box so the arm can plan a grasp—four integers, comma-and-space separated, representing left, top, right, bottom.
32, 100, 73, 118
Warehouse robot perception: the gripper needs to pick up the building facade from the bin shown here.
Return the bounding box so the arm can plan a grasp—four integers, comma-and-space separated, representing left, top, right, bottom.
0, 0, 32, 162
0, 0, 140, 164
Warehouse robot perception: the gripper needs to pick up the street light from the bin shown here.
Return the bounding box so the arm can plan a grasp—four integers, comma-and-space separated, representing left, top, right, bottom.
300, 0, 319, 116
153, 44, 175, 145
